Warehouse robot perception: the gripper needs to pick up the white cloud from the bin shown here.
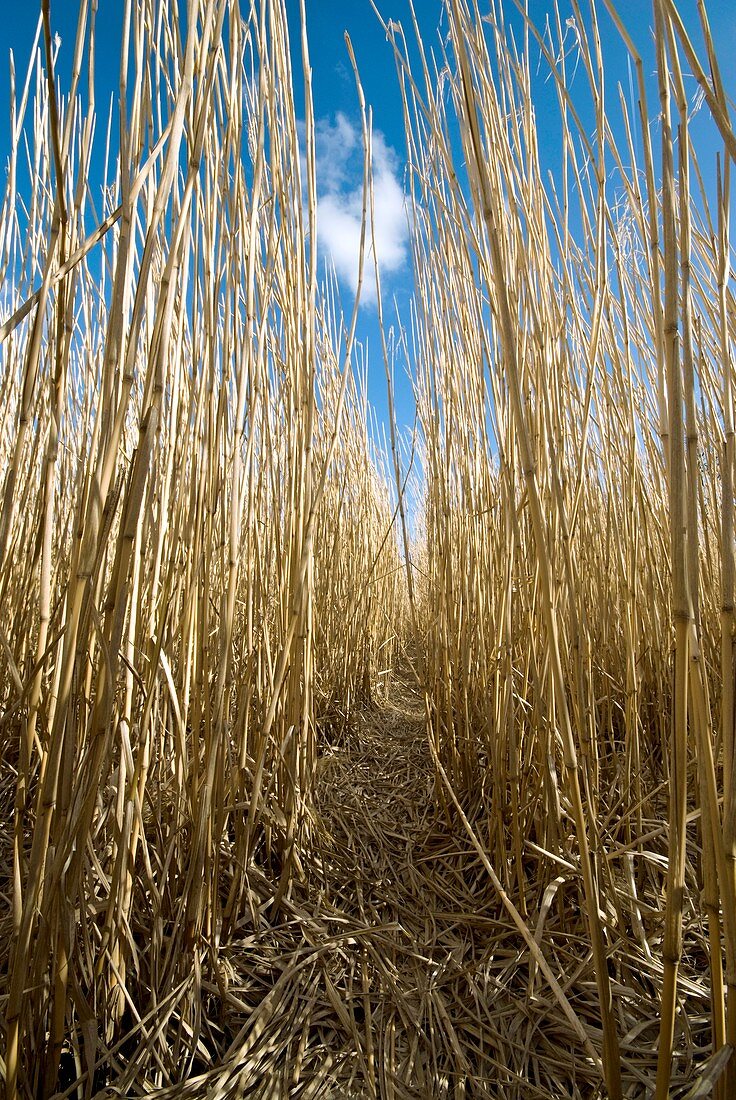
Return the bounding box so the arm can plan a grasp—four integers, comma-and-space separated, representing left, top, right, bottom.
313, 113, 409, 304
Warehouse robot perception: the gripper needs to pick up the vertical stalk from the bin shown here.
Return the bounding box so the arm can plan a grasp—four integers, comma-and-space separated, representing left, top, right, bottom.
653, 5, 690, 1095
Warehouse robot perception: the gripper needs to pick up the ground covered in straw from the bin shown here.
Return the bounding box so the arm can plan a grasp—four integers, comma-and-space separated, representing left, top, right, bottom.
53, 666, 717, 1100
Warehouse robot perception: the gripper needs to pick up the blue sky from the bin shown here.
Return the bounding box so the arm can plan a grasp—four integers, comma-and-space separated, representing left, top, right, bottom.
1, 1, 734, 430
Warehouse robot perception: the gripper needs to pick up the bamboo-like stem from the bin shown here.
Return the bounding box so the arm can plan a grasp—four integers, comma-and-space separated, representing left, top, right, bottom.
653, 4, 691, 1095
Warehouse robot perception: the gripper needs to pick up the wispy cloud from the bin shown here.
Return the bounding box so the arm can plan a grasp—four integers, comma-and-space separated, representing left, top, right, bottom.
312, 113, 409, 304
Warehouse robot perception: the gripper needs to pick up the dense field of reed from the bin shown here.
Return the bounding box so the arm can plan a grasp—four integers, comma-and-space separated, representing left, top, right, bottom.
1, 0, 735, 1096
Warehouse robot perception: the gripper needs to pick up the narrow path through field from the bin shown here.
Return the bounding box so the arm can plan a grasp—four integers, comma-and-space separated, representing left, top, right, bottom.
199, 666, 612, 1100
168, 667, 698, 1100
